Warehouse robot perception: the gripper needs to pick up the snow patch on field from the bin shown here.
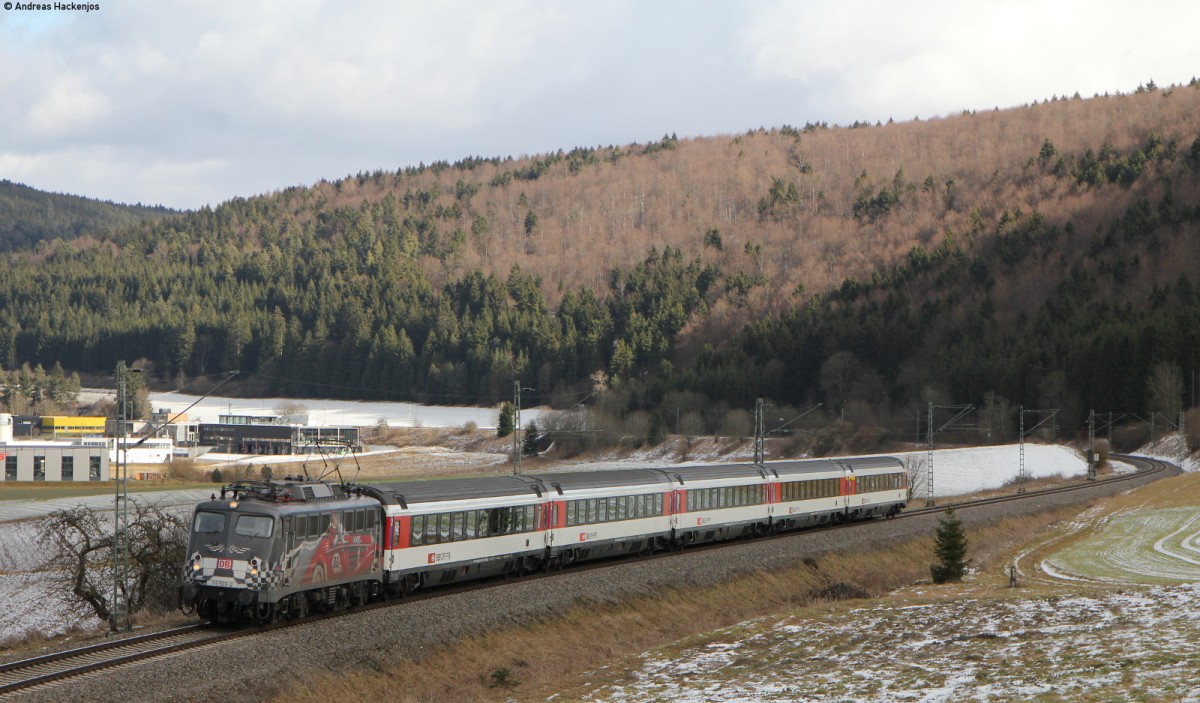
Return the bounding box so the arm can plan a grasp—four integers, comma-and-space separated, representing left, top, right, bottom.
1042, 507, 1200, 585
581, 584, 1200, 702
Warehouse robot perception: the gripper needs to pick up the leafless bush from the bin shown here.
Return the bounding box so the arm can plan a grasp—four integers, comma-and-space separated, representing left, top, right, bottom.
718, 409, 752, 439
37, 503, 190, 625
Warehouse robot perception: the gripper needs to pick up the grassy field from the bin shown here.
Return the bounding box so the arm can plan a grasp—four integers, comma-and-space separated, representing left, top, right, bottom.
0, 479, 212, 502
264, 473, 1200, 703
269, 503, 1095, 703
552, 473, 1200, 703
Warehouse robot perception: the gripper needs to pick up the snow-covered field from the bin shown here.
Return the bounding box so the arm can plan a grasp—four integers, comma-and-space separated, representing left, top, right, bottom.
571, 584, 1200, 702
78, 389, 538, 429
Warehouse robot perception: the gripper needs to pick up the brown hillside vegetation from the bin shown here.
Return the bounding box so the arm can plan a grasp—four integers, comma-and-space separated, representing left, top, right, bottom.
260, 82, 1200, 317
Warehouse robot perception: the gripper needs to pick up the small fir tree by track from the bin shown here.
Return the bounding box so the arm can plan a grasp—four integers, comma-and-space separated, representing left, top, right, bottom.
930, 508, 969, 584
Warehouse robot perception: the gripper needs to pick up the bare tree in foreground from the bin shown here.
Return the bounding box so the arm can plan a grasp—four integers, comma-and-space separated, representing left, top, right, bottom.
37, 504, 190, 625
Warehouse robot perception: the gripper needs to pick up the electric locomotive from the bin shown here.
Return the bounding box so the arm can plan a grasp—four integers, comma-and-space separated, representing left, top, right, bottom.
179, 478, 384, 623
181, 457, 908, 624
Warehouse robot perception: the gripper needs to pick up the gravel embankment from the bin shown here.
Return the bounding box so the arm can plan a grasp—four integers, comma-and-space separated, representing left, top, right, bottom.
12, 461, 1179, 703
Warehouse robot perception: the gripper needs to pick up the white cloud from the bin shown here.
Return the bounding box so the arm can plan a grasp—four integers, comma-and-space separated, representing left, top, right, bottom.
24, 74, 113, 137
1, 0, 1198, 208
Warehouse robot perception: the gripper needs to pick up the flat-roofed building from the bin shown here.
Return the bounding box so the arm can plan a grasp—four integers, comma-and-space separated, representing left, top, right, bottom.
40, 416, 107, 438
1, 414, 110, 482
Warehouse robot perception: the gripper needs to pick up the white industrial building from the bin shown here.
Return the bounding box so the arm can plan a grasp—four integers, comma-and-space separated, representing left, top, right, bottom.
0, 413, 111, 482
109, 436, 175, 464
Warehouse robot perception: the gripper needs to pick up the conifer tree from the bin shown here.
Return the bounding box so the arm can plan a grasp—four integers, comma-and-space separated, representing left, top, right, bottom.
497, 402, 514, 438
930, 508, 969, 583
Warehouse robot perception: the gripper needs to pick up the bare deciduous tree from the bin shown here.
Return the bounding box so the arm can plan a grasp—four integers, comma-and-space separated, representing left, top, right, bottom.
37, 503, 190, 625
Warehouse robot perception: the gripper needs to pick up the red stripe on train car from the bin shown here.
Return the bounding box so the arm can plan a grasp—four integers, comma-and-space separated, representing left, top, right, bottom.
398, 515, 411, 549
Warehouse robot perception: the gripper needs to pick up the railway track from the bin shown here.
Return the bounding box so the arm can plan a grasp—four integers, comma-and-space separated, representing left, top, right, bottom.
0, 626, 219, 697
0, 454, 1173, 698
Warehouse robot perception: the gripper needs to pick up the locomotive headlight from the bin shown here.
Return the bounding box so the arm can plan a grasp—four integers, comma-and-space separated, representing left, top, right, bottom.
249, 557, 260, 577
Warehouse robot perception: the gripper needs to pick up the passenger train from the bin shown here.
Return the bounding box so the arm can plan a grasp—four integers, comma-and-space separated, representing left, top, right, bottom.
180, 457, 907, 623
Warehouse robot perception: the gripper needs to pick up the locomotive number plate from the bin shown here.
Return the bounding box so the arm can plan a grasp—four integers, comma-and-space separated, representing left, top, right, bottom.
207, 577, 238, 588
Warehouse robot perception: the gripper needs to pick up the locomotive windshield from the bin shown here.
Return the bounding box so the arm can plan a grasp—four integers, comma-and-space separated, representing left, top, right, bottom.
193, 511, 226, 533
235, 514, 274, 538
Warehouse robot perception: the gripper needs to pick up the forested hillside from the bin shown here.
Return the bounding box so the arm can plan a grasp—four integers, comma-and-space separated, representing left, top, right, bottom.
0, 180, 173, 252
2, 81, 1199, 448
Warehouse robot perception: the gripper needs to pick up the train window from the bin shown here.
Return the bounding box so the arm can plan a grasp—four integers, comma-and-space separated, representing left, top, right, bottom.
235, 514, 274, 538
463, 511, 477, 539
193, 512, 226, 534
425, 515, 438, 543
412, 516, 425, 546
617, 496, 627, 520
307, 514, 319, 538
352, 510, 363, 532
438, 513, 451, 542
476, 511, 490, 539
566, 502, 577, 526
599, 498, 610, 522
367, 510, 377, 531
449, 513, 464, 541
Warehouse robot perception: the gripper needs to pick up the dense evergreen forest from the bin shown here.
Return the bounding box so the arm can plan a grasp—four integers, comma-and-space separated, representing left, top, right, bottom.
0, 180, 173, 252
2, 81, 1199, 450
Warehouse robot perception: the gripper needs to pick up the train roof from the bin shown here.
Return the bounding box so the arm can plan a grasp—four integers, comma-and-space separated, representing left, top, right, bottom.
530, 468, 673, 493
764, 459, 845, 478
656, 463, 769, 483
836, 455, 905, 472
365, 475, 543, 506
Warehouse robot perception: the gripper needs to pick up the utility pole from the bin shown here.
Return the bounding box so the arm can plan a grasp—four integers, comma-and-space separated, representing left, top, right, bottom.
513, 380, 522, 476
1018, 407, 1059, 494
926, 403, 975, 506
1087, 409, 1096, 481
753, 398, 764, 464
110, 361, 134, 633
926, 403, 934, 506
1018, 406, 1025, 493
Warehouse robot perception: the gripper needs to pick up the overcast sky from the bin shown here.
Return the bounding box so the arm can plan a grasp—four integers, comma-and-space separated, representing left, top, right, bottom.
2, 0, 1197, 210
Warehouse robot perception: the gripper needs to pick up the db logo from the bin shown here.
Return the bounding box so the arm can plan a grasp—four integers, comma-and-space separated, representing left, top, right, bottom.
216, 558, 233, 570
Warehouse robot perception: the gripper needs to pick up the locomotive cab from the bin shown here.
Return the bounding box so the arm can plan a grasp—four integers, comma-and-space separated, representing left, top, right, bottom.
180, 478, 384, 624
181, 491, 287, 623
